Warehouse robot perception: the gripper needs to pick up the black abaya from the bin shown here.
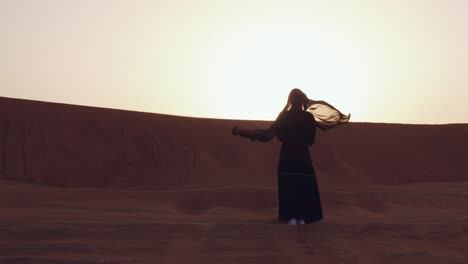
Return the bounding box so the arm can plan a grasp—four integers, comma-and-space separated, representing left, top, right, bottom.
274, 109, 323, 223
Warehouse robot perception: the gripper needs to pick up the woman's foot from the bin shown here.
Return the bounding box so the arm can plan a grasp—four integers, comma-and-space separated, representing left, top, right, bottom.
288, 218, 297, 225
298, 219, 305, 225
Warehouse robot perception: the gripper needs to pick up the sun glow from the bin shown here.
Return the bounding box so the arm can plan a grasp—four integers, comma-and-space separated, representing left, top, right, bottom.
5, 1, 466, 124
197, 17, 374, 120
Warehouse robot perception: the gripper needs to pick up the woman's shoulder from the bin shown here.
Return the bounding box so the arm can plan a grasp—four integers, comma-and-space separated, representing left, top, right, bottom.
280, 110, 314, 122
302, 111, 316, 127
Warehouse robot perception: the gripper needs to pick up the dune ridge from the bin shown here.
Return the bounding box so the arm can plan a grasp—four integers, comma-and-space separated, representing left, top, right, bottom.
1, 96, 467, 189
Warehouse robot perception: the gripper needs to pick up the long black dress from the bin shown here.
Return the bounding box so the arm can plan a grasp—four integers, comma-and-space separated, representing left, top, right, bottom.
273, 109, 323, 223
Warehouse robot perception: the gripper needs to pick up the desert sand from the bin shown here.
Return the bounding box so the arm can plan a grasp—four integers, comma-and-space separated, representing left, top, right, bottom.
0, 96, 467, 263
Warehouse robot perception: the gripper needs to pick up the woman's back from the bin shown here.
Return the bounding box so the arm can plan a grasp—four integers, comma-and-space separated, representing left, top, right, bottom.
275, 109, 316, 145
275, 109, 316, 173
274, 107, 323, 223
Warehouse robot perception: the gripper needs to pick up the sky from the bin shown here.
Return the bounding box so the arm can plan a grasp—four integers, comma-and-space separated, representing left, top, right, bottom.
1, 0, 467, 124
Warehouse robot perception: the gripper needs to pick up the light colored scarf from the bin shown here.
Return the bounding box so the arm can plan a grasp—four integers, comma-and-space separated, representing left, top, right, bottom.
306, 99, 350, 130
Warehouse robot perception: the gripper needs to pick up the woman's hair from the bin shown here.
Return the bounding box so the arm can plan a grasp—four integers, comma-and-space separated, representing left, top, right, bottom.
288, 88, 309, 110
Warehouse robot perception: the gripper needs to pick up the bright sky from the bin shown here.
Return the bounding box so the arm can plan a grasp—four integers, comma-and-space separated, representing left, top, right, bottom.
1, 0, 468, 124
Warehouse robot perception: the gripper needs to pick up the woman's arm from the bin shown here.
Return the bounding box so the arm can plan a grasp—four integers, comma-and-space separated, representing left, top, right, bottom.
232, 127, 275, 142
231, 101, 290, 143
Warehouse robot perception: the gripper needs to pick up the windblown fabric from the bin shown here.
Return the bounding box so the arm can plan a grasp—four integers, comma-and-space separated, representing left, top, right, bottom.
306, 99, 351, 131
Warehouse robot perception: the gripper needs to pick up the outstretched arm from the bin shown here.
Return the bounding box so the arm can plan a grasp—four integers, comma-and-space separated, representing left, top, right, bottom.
232, 127, 275, 143
231, 101, 290, 143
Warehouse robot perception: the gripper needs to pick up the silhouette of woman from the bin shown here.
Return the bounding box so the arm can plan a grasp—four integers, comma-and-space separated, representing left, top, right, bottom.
232, 88, 350, 225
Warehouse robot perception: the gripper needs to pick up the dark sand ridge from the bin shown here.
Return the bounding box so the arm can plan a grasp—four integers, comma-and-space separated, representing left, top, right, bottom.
1, 96, 467, 263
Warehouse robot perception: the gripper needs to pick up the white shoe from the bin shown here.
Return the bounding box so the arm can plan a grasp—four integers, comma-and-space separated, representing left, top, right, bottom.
298, 219, 305, 225
288, 218, 297, 225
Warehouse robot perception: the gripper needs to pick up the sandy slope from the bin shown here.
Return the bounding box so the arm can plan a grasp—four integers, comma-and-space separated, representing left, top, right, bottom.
1, 180, 467, 264
1, 97, 468, 263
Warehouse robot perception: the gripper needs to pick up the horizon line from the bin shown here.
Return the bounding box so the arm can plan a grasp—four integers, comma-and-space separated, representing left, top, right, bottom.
1, 96, 466, 126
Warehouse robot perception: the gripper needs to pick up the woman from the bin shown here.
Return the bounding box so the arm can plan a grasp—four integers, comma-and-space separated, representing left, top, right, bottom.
232, 88, 349, 225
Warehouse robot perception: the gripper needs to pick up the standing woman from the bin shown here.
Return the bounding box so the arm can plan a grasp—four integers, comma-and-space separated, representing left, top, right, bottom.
232, 88, 349, 225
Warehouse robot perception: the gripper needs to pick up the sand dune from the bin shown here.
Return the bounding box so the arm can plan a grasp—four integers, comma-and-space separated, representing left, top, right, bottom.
1, 96, 467, 263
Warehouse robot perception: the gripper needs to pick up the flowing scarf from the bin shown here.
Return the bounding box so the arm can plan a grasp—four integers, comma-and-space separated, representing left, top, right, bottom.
306, 99, 350, 131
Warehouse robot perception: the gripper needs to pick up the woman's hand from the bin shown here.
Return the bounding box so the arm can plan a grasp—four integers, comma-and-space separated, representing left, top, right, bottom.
232, 126, 240, 136
232, 127, 256, 141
